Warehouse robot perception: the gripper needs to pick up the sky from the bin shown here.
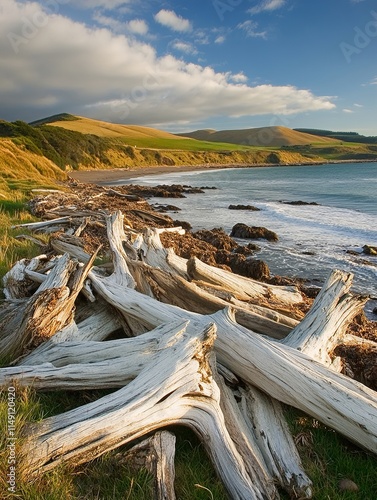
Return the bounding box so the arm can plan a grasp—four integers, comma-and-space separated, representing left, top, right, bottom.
0, 0, 376, 134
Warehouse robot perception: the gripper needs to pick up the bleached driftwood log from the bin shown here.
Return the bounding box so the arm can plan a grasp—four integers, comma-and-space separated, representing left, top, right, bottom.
89, 273, 377, 454
238, 384, 313, 498
187, 256, 303, 307
19, 323, 270, 500
282, 269, 367, 365
2, 255, 49, 299
11, 216, 72, 231
121, 431, 177, 500
0, 251, 98, 361
50, 238, 91, 263
3, 321, 189, 389
127, 260, 294, 338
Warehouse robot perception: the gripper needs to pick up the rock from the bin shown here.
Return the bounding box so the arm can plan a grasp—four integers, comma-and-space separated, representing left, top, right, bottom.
373, 307, 377, 315
234, 243, 261, 255
216, 251, 270, 280
153, 204, 181, 213
363, 245, 377, 256
194, 228, 239, 252
228, 204, 260, 211
230, 223, 279, 242
338, 479, 359, 492
173, 220, 192, 231
281, 200, 320, 206
200, 186, 218, 190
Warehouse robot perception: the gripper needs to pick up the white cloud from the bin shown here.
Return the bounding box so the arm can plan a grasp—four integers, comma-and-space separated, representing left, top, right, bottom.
93, 12, 125, 33
0, 0, 335, 126
370, 78, 377, 85
343, 109, 354, 113
215, 35, 226, 44
353, 103, 363, 107
237, 20, 267, 39
249, 0, 286, 15
127, 19, 148, 35
154, 9, 192, 33
171, 41, 197, 55
230, 73, 248, 83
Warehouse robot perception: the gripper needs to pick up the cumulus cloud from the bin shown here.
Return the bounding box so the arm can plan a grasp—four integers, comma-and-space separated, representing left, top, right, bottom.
0, 0, 335, 126
249, 0, 286, 15
154, 9, 192, 33
230, 73, 248, 83
127, 19, 148, 35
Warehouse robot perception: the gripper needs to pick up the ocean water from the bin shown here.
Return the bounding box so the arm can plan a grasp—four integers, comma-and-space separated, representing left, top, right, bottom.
121, 162, 377, 312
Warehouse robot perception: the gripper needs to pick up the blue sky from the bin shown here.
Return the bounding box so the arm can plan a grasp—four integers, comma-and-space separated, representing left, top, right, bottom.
0, 0, 376, 134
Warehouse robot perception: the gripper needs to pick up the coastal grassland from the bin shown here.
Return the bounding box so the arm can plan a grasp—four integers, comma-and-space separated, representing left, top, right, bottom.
284, 142, 377, 161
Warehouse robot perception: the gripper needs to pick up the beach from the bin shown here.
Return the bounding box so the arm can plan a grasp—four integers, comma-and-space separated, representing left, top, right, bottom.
68, 164, 235, 183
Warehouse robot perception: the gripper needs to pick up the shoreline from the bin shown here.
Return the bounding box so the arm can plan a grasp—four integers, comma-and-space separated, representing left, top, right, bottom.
68, 159, 377, 184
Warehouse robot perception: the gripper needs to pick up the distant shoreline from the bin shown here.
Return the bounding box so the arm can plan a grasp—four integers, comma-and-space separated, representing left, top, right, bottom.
68, 159, 377, 185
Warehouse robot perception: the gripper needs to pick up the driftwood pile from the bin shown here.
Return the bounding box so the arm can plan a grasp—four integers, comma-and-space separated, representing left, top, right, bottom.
1, 183, 377, 499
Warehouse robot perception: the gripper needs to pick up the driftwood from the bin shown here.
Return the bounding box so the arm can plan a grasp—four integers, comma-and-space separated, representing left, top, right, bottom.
0, 253, 95, 360
121, 431, 177, 500
283, 269, 367, 365
187, 256, 303, 307
88, 275, 377, 454
19, 323, 273, 500
1, 200, 376, 498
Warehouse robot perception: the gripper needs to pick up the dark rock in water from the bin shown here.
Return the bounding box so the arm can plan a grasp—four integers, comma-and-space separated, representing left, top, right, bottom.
302, 251, 316, 256
234, 243, 261, 255
200, 186, 218, 190
228, 204, 261, 211
153, 204, 181, 213
216, 251, 270, 280
281, 200, 320, 206
173, 220, 192, 231
363, 244, 377, 256
372, 307, 377, 315
194, 228, 238, 252
124, 184, 206, 199
230, 223, 279, 242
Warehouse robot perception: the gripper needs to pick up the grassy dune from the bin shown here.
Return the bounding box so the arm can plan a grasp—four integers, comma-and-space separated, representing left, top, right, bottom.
0, 139, 66, 198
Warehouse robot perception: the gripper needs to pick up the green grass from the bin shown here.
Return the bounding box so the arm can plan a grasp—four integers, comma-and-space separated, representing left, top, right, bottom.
113, 136, 252, 151
0, 194, 47, 288
285, 406, 377, 499
1, 386, 376, 499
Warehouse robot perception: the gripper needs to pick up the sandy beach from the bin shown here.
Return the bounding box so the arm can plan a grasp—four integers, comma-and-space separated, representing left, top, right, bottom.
68, 164, 236, 184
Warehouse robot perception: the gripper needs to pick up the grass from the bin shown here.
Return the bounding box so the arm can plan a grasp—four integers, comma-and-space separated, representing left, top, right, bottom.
285, 406, 377, 499
1, 386, 376, 499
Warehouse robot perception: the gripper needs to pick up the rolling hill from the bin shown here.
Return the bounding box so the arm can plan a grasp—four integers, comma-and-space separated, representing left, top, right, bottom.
40, 114, 191, 141
176, 126, 341, 147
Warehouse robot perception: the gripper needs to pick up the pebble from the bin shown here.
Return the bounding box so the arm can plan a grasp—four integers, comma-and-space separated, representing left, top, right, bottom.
338, 478, 359, 492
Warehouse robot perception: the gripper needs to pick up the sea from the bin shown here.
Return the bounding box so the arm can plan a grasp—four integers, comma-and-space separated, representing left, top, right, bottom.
115, 162, 377, 317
